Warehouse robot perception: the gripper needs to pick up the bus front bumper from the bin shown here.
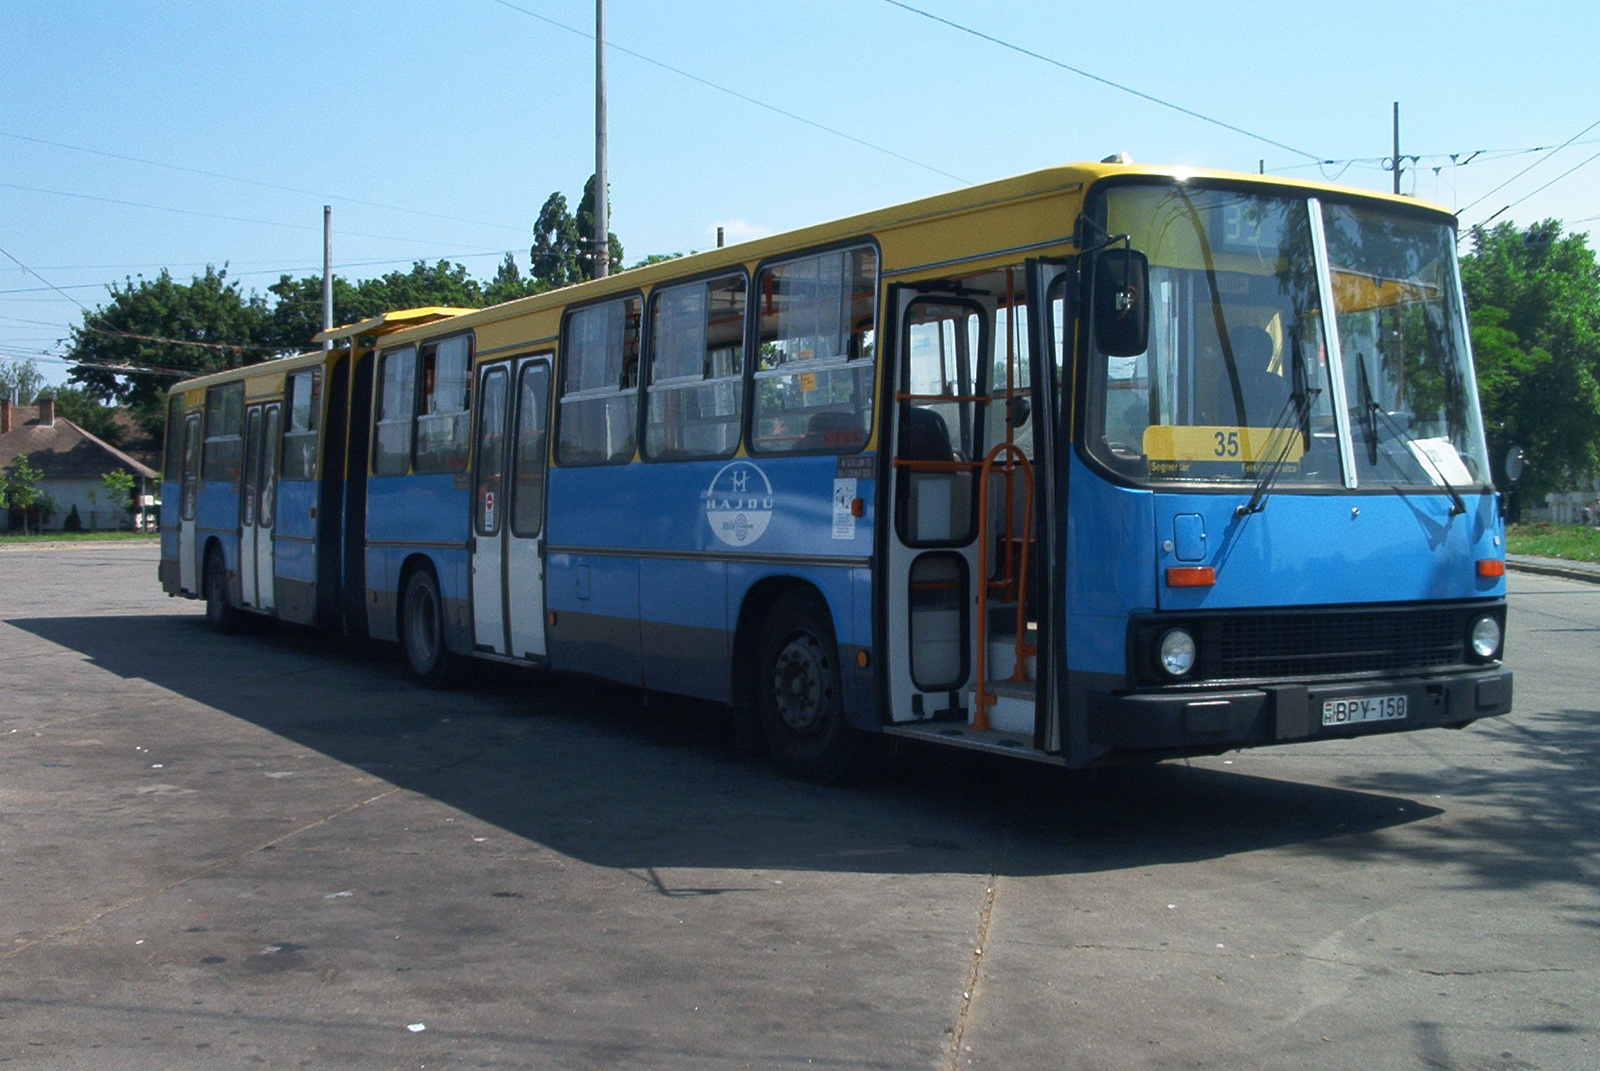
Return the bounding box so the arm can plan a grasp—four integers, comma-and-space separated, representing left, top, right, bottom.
1088, 667, 1512, 754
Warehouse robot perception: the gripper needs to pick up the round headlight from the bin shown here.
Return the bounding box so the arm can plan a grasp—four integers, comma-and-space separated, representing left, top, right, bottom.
1470, 616, 1502, 660
1158, 628, 1197, 678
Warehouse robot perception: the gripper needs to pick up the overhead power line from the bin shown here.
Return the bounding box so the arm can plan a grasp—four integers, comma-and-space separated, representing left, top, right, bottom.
879, 0, 1323, 162
1459, 117, 1600, 214
0, 181, 501, 252
1473, 146, 1600, 229
0, 130, 528, 236
484, 0, 968, 184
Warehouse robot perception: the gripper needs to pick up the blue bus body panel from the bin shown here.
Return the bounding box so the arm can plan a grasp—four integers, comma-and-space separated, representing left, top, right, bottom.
195, 482, 239, 569
364, 474, 470, 643
274, 480, 319, 586
1065, 455, 1507, 677
1065, 458, 1159, 677
1152, 491, 1506, 612
546, 454, 877, 701
366, 474, 470, 549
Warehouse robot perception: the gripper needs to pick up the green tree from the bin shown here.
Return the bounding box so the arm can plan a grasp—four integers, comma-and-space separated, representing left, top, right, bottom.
3, 453, 44, 534
264, 273, 364, 355
102, 468, 135, 530
1, 358, 46, 403
1461, 221, 1600, 502
484, 252, 544, 305
63, 266, 272, 434
530, 175, 622, 290
351, 260, 483, 317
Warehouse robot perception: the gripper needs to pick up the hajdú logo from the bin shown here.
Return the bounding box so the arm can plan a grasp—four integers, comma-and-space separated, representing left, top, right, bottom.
704, 461, 774, 547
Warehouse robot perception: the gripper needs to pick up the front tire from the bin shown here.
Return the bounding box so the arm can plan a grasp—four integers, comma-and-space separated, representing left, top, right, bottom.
400, 566, 458, 688
756, 591, 868, 782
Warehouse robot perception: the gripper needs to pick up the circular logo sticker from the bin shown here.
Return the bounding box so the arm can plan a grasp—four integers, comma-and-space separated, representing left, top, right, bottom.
705, 461, 774, 547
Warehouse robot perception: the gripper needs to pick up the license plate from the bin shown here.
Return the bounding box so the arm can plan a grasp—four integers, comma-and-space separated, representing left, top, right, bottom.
1321, 693, 1407, 727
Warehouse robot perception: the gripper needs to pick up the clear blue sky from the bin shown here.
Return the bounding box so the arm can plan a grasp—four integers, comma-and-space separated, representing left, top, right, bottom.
4, 0, 1597, 388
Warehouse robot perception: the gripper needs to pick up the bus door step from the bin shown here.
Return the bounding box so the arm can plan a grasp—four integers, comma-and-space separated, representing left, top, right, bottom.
970, 685, 1034, 735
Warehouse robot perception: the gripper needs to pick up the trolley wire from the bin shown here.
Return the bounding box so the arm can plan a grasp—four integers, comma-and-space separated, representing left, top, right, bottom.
878, 0, 1324, 162
1458, 118, 1600, 215
484, 0, 969, 184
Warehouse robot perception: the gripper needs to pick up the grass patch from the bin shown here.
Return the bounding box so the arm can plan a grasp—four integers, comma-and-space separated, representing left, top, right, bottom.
1506, 523, 1600, 562
0, 530, 159, 544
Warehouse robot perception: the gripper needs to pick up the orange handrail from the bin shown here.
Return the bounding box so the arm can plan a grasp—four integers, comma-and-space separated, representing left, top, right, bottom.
971, 442, 1035, 731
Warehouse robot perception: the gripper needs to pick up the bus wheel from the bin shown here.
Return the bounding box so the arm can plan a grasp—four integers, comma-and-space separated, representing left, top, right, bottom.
203, 548, 242, 635
401, 567, 457, 689
756, 592, 864, 782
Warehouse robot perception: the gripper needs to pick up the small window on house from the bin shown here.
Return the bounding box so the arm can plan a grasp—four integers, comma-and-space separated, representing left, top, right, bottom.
751, 245, 877, 453
201, 382, 245, 483
282, 368, 321, 480
374, 346, 417, 476
557, 296, 641, 465
645, 273, 746, 460
415, 335, 472, 473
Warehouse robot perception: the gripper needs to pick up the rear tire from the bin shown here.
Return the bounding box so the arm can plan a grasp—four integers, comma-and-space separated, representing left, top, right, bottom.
401, 566, 458, 688
203, 548, 243, 635
756, 591, 869, 782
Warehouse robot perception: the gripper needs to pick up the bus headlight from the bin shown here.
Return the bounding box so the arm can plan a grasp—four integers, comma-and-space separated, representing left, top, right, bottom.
1158, 628, 1197, 678
1469, 615, 1503, 661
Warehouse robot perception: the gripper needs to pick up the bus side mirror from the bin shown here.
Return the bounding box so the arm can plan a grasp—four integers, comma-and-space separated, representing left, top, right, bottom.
1504, 445, 1525, 484
1093, 247, 1150, 358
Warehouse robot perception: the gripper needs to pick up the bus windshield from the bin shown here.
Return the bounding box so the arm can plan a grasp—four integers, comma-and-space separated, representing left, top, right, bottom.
1087, 183, 1490, 493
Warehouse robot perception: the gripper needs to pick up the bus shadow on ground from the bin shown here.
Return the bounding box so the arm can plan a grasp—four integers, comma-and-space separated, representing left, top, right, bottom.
13, 611, 1459, 881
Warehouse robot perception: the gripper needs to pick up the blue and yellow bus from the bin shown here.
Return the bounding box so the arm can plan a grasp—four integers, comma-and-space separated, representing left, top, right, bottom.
161, 160, 1511, 780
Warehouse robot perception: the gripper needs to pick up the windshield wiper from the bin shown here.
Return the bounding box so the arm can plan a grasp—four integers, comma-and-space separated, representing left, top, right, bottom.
1237, 345, 1319, 517
1353, 351, 1466, 516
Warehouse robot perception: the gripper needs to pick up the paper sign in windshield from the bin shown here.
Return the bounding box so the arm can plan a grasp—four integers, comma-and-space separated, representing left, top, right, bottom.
1143, 425, 1303, 478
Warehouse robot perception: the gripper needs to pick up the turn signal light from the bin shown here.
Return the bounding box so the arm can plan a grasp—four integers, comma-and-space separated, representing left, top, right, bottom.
1477, 559, 1506, 578
1166, 566, 1216, 588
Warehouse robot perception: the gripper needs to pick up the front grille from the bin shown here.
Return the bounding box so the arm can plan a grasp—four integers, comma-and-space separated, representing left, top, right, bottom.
1135, 603, 1499, 685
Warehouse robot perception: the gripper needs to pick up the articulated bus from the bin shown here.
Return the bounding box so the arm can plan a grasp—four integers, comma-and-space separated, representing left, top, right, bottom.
160, 160, 1512, 780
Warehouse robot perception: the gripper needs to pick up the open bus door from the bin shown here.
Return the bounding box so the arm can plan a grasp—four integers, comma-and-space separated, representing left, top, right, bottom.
882, 265, 1069, 755
883, 283, 984, 729
470, 356, 551, 661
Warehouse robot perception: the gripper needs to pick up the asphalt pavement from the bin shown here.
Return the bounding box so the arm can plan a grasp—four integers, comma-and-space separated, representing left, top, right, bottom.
1, 541, 1595, 1070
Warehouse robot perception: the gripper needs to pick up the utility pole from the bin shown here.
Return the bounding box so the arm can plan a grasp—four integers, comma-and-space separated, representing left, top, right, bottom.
594, 0, 609, 279
1392, 102, 1403, 195
322, 206, 334, 349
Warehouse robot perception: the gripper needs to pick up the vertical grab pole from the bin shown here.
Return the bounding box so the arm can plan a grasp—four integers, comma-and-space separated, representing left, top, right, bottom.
972, 443, 1034, 731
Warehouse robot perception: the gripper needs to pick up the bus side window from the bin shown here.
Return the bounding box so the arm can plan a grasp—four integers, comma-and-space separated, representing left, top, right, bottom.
557, 296, 641, 465
415, 335, 472, 473
644, 273, 746, 460
751, 245, 878, 454
282, 368, 321, 480
374, 346, 417, 476
201, 382, 245, 486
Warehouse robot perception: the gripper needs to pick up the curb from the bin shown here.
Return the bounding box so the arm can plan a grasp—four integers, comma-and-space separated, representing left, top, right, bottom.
1507, 558, 1600, 585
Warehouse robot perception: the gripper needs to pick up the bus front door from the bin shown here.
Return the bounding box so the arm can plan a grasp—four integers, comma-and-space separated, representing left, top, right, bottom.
470, 357, 551, 660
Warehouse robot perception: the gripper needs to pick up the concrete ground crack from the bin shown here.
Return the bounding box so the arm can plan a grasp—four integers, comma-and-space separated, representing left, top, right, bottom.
942, 825, 1008, 1070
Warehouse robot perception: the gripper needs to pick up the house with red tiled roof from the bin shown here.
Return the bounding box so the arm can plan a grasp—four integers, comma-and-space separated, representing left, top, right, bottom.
1, 397, 159, 532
